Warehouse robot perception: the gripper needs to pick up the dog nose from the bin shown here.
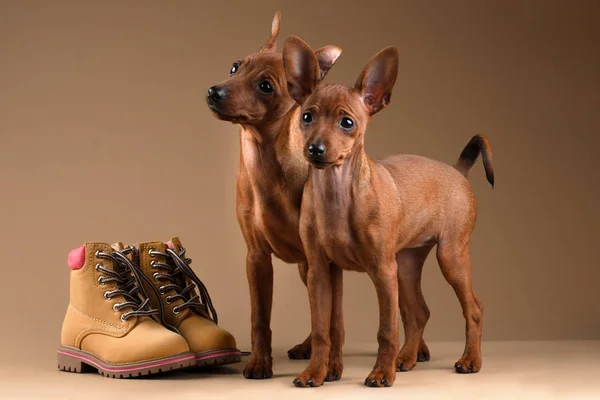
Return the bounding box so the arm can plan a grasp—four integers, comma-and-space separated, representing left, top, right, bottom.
308, 143, 326, 157
208, 86, 226, 101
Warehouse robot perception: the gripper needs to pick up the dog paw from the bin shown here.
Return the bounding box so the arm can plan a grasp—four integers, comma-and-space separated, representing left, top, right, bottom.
287, 341, 311, 360
396, 357, 416, 372
325, 358, 343, 382
417, 340, 431, 362
396, 350, 418, 372
243, 356, 273, 379
364, 367, 395, 387
454, 354, 481, 374
397, 340, 431, 371
293, 365, 327, 387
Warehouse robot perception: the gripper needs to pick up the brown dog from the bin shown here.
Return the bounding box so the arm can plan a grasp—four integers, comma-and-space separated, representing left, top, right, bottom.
283, 36, 494, 387
206, 12, 346, 379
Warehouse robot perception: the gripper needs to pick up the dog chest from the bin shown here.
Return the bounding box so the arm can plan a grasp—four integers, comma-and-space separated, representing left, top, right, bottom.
317, 219, 366, 272
253, 197, 305, 263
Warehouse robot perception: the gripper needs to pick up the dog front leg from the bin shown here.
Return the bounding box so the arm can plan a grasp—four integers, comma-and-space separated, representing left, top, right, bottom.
243, 250, 274, 379
287, 262, 312, 360
293, 256, 332, 387
326, 263, 344, 381
365, 261, 400, 387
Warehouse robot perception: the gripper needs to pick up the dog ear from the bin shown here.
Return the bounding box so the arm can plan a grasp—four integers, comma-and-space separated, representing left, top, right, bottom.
354, 46, 399, 115
260, 11, 281, 52
283, 36, 320, 105
314, 45, 342, 80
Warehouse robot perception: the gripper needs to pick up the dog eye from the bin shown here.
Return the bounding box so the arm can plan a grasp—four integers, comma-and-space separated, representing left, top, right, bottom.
230, 63, 239, 76
258, 80, 273, 94
301, 112, 313, 125
340, 117, 354, 130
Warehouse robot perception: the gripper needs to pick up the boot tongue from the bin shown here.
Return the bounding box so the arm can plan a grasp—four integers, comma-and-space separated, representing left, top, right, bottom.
165, 237, 214, 321
132, 241, 168, 288
166, 237, 183, 252
108, 242, 147, 305
134, 240, 193, 321
109, 242, 129, 273
135, 241, 167, 254
111, 242, 126, 252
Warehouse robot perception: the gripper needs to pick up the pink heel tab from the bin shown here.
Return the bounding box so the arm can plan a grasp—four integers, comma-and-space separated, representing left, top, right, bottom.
68, 245, 86, 270
165, 241, 173, 249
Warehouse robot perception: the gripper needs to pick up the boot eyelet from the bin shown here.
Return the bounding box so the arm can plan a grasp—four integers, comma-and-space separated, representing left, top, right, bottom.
165, 296, 172, 305
148, 248, 155, 256
95, 263, 102, 271
113, 303, 121, 312
120, 314, 128, 322
104, 291, 112, 300
98, 276, 105, 284
159, 286, 166, 295
95, 250, 101, 258
153, 272, 160, 281
172, 306, 180, 315
150, 260, 156, 267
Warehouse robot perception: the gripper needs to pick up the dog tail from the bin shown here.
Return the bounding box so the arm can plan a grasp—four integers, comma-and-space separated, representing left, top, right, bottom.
454, 134, 494, 188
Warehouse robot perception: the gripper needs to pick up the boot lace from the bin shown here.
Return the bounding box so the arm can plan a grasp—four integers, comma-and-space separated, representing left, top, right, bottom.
149, 246, 218, 324
95, 249, 158, 322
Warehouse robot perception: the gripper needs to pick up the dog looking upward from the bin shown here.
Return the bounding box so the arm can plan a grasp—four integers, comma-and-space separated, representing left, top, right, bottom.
206, 11, 345, 379
282, 36, 494, 387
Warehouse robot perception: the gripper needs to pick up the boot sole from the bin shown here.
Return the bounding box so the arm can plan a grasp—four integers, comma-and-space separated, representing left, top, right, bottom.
195, 348, 242, 367
57, 346, 195, 378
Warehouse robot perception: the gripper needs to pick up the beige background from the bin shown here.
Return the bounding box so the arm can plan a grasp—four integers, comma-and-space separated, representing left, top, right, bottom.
0, 0, 599, 365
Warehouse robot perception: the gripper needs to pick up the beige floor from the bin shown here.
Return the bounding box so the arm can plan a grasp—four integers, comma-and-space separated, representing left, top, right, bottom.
1, 341, 599, 399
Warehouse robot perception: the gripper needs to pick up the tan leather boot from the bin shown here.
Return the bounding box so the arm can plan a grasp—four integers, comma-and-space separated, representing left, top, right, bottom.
58, 242, 195, 378
133, 237, 241, 366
